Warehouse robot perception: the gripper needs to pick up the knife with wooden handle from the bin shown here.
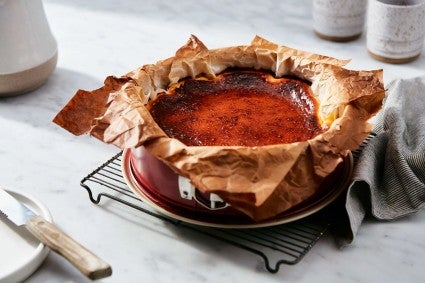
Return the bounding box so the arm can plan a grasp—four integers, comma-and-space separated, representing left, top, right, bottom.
0, 188, 112, 280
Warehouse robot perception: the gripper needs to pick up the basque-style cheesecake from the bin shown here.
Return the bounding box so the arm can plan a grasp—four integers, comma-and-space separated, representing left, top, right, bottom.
148, 69, 326, 147
53, 35, 385, 221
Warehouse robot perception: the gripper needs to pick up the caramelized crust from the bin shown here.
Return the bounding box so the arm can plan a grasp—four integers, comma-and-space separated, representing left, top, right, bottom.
148, 69, 325, 146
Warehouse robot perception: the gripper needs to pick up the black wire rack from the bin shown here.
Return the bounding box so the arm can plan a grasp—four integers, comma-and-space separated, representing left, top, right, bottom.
80, 152, 330, 273
79, 134, 373, 273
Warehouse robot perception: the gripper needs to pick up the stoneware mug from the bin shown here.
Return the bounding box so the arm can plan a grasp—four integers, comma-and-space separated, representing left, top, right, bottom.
0, 0, 58, 96
367, 0, 425, 63
313, 0, 368, 42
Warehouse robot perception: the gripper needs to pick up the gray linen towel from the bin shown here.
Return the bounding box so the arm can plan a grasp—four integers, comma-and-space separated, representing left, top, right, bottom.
340, 75, 425, 245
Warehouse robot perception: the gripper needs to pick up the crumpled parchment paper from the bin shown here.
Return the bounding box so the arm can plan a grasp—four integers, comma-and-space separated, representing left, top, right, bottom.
54, 35, 385, 221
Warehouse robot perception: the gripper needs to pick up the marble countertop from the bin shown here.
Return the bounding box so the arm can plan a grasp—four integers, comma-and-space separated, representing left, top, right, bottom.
1, 0, 425, 282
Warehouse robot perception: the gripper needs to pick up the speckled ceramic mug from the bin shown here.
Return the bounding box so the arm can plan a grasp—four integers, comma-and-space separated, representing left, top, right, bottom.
313, 0, 368, 41
367, 0, 425, 63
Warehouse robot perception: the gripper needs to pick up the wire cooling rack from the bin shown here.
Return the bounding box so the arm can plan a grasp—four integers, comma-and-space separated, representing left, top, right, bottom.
79, 133, 374, 273
80, 152, 332, 273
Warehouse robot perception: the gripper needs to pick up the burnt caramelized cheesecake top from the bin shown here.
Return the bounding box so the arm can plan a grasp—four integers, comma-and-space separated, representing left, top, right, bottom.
147, 69, 326, 147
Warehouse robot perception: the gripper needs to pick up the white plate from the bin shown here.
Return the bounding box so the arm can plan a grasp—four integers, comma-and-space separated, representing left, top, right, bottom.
0, 189, 52, 283
122, 149, 353, 229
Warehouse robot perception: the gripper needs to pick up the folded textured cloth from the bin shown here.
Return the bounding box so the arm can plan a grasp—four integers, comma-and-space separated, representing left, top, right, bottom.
339, 76, 425, 246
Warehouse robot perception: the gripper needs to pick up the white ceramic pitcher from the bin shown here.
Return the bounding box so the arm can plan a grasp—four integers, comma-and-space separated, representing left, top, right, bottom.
0, 0, 57, 96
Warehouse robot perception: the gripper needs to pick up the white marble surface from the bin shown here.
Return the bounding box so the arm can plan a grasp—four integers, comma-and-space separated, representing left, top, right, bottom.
1, 0, 425, 282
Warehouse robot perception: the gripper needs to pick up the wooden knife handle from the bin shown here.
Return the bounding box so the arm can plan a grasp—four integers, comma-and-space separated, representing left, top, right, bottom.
25, 215, 112, 280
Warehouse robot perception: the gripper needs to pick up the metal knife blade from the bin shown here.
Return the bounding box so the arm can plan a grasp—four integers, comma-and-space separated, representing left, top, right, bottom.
0, 188, 112, 280
0, 188, 36, 226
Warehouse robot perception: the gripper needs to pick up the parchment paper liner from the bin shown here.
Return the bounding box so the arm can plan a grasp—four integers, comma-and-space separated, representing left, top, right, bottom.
54, 35, 385, 221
